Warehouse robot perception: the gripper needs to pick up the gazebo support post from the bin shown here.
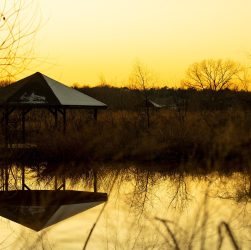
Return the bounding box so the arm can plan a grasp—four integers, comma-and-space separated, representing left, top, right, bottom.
1, 168, 3, 190
61, 173, 65, 190
4, 108, 14, 147
55, 108, 58, 128
21, 165, 30, 190
62, 173, 66, 190
3, 107, 15, 147
93, 170, 97, 193
4, 166, 8, 191
54, 174, 58, 190
57, 108, 66, 133
4, 109, 9, 147
47, 108, 58, 128
63, 109, 66, 133
55, 172, 66, 190
93, 108, 98, 121
21, 165, 25, 190
56, 179, 66, 190
21, 108, 31, 144
21, 110, 26, 144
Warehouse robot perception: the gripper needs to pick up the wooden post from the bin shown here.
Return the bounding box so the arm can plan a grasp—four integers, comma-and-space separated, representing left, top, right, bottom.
21, 109, 26, 144
93, 109, 98, 121
55, 108, 58, 128
21, 108, 31, 144
22, 165, 25, 190
4, 166, 8, 191
63, 174, 66, 190
3, 107, 15, 147
1, 168, 4, 191
63, 108, 66, 133
4, 108, 9, 147
145, 100, 150, 128
55, 174, 58, 190
93, 170, 97, 193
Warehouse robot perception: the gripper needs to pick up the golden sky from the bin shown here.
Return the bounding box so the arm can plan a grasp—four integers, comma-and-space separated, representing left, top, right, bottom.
31, 0, 251, 87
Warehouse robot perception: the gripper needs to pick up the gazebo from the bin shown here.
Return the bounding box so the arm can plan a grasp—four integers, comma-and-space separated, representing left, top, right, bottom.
0, 72, 107, 145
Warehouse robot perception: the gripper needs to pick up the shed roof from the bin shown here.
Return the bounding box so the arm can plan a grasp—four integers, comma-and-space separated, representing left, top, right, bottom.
0, 72, 107, 108
148, 99, 165, 108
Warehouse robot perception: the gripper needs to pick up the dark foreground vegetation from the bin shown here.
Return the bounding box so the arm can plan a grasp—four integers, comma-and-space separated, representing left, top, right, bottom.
0, 87, 251, 176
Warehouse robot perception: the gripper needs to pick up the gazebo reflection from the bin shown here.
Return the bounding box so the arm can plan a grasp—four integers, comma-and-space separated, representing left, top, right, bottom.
0, 190, 107, 231
0, 164, 107, 231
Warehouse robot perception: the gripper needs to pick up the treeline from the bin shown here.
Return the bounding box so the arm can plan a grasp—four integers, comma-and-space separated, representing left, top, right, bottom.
1, 83, 251, 171
77, 85, 251, 111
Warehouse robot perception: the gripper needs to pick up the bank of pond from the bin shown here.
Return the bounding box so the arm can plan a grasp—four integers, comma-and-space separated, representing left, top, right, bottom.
0, 109, 250, 176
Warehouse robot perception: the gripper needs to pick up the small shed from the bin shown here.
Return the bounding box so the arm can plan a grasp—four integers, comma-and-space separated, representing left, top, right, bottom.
146, 99, 165, 109
138, 99, 165, 110
0, 72, 107, 144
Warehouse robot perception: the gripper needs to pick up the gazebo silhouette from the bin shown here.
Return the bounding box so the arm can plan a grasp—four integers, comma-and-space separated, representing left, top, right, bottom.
0, 72, 107, 145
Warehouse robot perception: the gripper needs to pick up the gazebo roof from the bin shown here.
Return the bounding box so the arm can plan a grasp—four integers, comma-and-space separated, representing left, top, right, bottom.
0, 72, 107, 108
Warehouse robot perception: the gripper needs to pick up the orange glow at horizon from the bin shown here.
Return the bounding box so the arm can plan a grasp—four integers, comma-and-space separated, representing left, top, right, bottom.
22, 0, 251, 87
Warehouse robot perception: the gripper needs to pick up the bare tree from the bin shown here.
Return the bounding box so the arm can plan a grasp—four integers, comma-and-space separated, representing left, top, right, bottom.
130, 62, 154, 128
185, 59, 248, 91
0, 0, 39, 83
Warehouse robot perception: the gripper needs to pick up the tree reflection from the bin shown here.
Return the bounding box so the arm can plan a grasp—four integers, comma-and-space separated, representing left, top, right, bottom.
210, 173, 251, 202
0, 163, 250, 249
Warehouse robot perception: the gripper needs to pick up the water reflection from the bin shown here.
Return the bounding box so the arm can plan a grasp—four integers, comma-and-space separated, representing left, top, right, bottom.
0, 164, 107, 232
0, 190, 107, 231
0, 163, 250, 249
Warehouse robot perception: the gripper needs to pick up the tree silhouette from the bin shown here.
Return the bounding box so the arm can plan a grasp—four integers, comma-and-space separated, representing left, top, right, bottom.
0, 0, 39, 83
185, 59, 248, 91
130, 62, 154, 128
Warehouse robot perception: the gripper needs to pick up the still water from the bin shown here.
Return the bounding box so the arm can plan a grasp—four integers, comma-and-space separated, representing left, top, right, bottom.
0, 165, 250, 250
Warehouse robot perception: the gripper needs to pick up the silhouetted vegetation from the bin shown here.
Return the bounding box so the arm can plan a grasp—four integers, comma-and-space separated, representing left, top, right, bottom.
184, 59, 248, 91
1, 87, 251, 179
79, 85, 251, 111
0, 0, 40, 81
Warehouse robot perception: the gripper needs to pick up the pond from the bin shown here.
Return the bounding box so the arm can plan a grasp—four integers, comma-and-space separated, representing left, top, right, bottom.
0, 164, 250, 249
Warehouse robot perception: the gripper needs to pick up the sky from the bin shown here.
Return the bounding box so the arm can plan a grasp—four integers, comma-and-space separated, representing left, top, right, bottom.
20, 0, 251, 86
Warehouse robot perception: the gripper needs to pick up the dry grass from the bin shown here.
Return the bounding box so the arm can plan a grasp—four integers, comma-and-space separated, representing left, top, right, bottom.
0, 108, 251, 175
